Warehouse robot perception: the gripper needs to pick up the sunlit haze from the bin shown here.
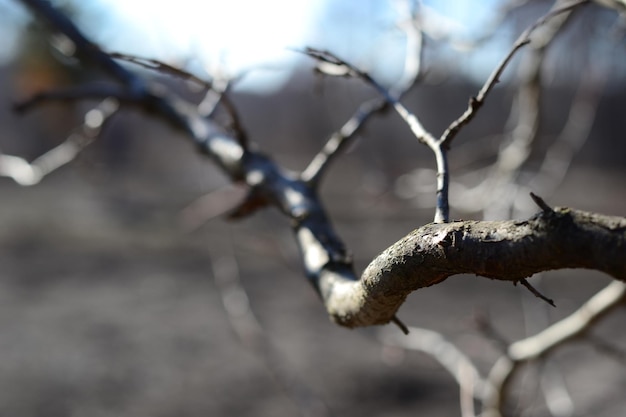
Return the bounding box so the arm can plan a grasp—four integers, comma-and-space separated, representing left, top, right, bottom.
0, 0, 508, 91
92, 0, 325, 91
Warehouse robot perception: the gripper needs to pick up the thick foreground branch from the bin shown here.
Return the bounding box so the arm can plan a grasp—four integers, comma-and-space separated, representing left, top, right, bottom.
316, 208, 626, 328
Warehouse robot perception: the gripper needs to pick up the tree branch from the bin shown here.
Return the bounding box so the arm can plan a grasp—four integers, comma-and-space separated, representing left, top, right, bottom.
439, 0, 589, 148
2, 98, 118, 185
317, 207, 626, 328
481, 280, 626, 417
301, 98, 387, 187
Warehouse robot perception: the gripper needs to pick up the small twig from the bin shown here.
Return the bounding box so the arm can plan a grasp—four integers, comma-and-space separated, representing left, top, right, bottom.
301, 98, 386, 186
110, 52, 213, 89
438, 37, 529, 148
197, 79, 249, 149
391, 315, 409, 335
529, 192, 553, 214
301, 48, 437, 146
518, 278, 556, 307
3, 98, 118, 185
111, 52, 250, 149
303, 0, 425, 188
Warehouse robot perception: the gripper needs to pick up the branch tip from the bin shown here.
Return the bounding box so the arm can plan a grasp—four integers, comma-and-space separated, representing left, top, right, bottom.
391, 315, 410, 335
530, 192, 553, 213
519, 278, 556, 307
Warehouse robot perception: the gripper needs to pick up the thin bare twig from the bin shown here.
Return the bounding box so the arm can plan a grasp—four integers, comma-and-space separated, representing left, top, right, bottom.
302, 48, 437, 146
110, 52, 213, 89
518, 278, 556, 307
439, 0, 589, 148
2, 98, 118, 185
110, 52, 250, 148
300, 98, 386, 186
303, 0, 424, 187
530, 192, 554, 214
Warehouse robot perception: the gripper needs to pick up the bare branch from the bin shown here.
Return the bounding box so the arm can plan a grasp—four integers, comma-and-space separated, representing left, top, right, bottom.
108, 53, 250, 147
439, 0, 589, 148
302, 48, 437, 147
12, 3, 626, 417
518, 278, 556, 307
510, 281, 626, 361
302, 48, 453, 222
414, 0, 582, 219
2, 98, 118, 185
482, 281, 626, 416
110, 52, 213, 89
302, 0, 424, 188
530, 192, 554, 214
301, 98, 387, 186
318, 208, 626, 328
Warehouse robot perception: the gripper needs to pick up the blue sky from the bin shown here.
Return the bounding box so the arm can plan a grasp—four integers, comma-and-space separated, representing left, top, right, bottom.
0, 0, 506, 92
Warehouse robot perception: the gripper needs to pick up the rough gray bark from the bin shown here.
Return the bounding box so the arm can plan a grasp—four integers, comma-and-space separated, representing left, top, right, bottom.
316, 208, 626, 327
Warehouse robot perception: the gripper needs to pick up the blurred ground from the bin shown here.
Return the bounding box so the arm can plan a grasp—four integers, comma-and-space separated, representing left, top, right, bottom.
0, 140, 625, 417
